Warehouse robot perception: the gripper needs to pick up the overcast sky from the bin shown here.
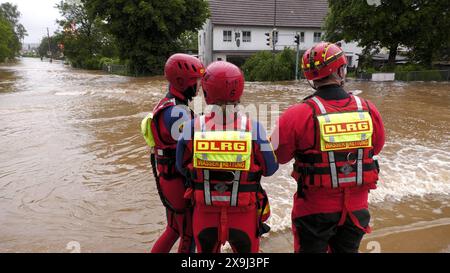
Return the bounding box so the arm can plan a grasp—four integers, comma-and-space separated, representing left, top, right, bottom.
1, 0, 61, 44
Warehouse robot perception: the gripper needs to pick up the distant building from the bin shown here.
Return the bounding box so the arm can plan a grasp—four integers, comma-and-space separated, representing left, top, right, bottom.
371, 54, 409, 66
21, 43, 39, 51
198, 0, 363, 68
21, 43, 40, 54
356, 53, 409, 70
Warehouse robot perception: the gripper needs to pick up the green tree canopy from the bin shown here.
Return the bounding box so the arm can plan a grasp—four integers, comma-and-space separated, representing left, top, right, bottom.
56, 0, 118, 69
0, 2, 27, 41
406, 0, 450, 66
325, 0, 449, 67
0, 16, 16, 61
84, 0, 209, 75
0, 2, 27, 61
177, 30, 199, 53
38, 34, 64, 58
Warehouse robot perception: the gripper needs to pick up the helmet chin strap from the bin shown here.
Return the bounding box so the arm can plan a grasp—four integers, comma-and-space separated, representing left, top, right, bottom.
336, 65, 347, 86
184, 84, 197, 101
307, 79, 318, 90
307, 72, 345, 91
331, 72, 345, 87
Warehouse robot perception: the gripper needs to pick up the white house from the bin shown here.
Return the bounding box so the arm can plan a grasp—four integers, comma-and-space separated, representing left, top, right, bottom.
199, 0, 363, 68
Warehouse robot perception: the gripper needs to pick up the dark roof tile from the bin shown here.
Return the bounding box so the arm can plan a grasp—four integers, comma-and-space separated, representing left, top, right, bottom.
208, 0, 328, 28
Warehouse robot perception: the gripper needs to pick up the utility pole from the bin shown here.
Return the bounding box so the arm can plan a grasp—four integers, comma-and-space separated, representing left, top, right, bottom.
47, 27, 52, 63
273, 0, 277, 51
271, 0, 277, 82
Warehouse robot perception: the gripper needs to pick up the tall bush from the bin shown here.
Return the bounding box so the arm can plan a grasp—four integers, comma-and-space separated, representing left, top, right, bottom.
242, 48, 298, 81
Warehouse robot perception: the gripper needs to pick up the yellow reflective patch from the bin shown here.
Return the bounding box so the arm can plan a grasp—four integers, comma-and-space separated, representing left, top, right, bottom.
195, 158, 248, 171
322, 120, 371, 135
196, 140, 249, 153
140, 113, 155, 148
193, 130, 252, 171
323, 139, 371, 151
317, 111, 373, 151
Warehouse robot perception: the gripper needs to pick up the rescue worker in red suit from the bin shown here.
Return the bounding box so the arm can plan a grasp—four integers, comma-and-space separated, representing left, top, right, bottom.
271, 42, 385, 253
176, 61, 278, 253
147, 53, 205, 253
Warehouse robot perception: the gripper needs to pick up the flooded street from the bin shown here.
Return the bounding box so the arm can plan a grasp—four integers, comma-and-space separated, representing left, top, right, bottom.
1, 58, 450, 252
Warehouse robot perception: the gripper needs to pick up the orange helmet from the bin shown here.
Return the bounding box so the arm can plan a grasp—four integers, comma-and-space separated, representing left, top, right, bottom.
301, 42, 347, 81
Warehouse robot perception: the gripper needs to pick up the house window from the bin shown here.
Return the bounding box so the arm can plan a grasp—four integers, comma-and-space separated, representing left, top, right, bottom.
347, 56, 353, 67
223, 30, 232, 42
314, 32, 322, 43
299, 32, 305, 43
243, 31, 251, 42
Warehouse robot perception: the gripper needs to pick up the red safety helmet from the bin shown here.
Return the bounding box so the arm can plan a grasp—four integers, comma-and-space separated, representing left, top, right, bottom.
301, 42, 347, 81
164, 53, 205, 99
201, 61, 244, 105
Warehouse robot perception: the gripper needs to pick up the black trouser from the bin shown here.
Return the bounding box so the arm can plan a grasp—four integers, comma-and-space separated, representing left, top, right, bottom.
197, 227, 254, 253
293, 209, 370, 253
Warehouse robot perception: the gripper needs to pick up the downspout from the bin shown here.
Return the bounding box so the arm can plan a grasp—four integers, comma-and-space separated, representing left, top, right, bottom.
210, 21, 214, 65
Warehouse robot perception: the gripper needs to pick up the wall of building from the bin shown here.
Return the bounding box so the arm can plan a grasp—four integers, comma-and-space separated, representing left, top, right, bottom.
338, 41, 363, 68
212, 25, 324, 52
199, 24, 363, 67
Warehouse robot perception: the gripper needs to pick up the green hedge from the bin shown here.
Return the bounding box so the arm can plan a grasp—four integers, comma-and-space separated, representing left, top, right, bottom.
99, 57, 121, 67
394, 64, 427, 72
69, 56, 123, 70
84, 57, 102, 70
395, 70, 446, 81
242, 48, 299, 81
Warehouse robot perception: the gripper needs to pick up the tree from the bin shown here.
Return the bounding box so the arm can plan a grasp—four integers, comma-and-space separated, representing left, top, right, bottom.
85, 0, 209, 75
242, 48, 298, 81
325, 0, 421, 67
177, 30, 199, 53
325, 0, 450, 68
242, 51, 274, 81
0, 15, 16, 61
0, 2, 27, 61
56, 0, 118, 69
0, 2, 27, 42
407, 1, 450, 67
38, 34, 64, 58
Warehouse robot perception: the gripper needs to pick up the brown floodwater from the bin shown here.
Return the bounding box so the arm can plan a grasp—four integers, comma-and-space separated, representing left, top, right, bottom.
0, 58, 449, 253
